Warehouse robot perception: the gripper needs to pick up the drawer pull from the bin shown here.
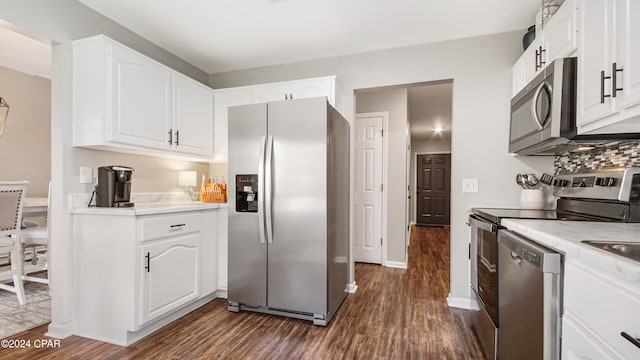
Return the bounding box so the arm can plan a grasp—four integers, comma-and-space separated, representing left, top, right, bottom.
621, 332, 640, 349
170, 223, 186, 230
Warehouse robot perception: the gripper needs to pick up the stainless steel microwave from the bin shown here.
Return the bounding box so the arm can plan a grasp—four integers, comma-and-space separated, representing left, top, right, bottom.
509, 57, 639, 155
509, 57, 578, 155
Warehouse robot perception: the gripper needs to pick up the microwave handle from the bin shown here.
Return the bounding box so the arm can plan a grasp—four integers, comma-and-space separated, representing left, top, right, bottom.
531, 81, 551, 130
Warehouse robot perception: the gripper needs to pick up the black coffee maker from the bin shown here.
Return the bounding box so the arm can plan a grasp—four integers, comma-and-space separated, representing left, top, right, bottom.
95, 166, 134, 207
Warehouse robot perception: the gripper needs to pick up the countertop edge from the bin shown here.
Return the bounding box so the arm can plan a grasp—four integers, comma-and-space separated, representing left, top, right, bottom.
70, 202, 228, 216
501, 219, 640, 290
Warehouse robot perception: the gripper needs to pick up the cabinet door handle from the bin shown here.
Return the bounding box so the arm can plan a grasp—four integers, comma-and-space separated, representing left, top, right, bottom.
175, 130, 180, 146
289, 93, 293, 99
612, 62, 624, 98
168, 129, 173, 145
601, 70, 612, 104
621, 332, 640, 349
535, 49, 539, 71
284, 94, 288, 100
170, 223, 186, 230
538, 46, 546, 69
145, 252, 150, 273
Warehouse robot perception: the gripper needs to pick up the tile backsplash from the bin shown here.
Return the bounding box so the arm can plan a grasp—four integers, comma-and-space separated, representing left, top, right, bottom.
554, 140, 640, 174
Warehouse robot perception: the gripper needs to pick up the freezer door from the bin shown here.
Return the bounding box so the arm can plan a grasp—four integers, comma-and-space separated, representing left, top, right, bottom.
266, 98, 328, 314
228, 103, 268, 307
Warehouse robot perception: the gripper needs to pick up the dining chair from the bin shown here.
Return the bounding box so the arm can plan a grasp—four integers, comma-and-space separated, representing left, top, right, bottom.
0, 181, 28, 305
20, 181, 51, 285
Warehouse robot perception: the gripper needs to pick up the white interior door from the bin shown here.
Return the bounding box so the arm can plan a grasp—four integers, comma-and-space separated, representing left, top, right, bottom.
354, 113, 384, 264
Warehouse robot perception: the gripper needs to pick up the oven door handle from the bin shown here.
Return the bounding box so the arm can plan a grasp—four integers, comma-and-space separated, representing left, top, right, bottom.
469, 214, 497, 233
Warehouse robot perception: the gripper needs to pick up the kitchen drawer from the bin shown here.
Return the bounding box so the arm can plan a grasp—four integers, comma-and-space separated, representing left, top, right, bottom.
562, 314, 618, 360
140, 213, 201, 242
564, 262, 640, 359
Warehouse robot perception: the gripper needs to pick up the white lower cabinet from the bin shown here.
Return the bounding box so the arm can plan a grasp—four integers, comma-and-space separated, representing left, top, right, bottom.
562, 315, 618, 360
562, 261, 640, 359
139, 234, 200, 325
72, 208, 221, 346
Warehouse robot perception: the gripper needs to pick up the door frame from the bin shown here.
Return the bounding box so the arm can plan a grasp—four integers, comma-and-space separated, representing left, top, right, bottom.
413, 151, 452, 225
354, 111, 389, 266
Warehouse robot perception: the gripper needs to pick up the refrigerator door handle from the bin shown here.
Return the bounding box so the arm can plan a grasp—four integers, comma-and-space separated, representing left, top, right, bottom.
265, 135, 274, 244
258, 136, 267, 244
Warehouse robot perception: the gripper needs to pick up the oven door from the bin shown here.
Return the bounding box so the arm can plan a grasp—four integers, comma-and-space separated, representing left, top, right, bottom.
469, 214, 499, 324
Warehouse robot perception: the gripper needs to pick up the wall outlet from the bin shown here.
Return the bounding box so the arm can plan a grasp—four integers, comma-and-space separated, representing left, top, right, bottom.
462, 178, 479, 193
80, 166, 93, 184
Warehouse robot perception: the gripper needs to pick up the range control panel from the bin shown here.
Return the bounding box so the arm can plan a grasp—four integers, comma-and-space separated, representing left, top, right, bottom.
570, 176, 618, 188
553, 168, 640, 201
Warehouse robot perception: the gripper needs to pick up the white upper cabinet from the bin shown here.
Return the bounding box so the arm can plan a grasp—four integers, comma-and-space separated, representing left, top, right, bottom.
617, 0, 640, 114
577, 0, 640, 134
172, 74, 214, 157
251, 77, 338, 104
212, 76, 343, 162
110, 43, 172, 151
73, 35, 214, 161
512, 0, 577, 97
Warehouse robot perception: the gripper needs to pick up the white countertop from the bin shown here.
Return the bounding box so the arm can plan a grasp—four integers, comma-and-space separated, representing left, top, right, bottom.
71, 201, 227, 216
501, 219, 640, 286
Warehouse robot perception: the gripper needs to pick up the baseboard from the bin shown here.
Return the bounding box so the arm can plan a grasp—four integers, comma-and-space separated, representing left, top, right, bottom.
216, 289, 228, 299
46, 321, 74, 339
125, 293, 218, 345
346, 281, 358, 293
385, 261, 407, 269
446, 294, 480, 310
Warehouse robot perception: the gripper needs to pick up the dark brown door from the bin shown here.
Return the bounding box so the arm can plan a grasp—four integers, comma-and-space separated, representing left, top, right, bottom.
416, 154, 451, 225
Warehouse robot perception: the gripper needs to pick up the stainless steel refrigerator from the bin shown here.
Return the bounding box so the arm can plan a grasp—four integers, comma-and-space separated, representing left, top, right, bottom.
227, 97, 350, 326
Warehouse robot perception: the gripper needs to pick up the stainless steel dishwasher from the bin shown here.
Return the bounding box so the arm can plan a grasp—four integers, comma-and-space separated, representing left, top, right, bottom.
497, 229, 563, 360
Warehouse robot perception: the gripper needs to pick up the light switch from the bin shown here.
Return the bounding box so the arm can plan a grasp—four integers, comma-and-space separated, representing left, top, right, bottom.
80, 167, 93, 184
462, 178, 479, 193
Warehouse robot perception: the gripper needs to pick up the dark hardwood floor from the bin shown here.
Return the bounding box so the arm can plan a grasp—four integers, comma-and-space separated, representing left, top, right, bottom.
0, 225, 485, 359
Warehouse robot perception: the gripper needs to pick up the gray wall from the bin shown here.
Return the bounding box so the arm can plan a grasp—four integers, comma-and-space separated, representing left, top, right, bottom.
0, 0, 210, 337
355, 88, 408, 263
211, 31, 554, 306
0, 66, 51, 196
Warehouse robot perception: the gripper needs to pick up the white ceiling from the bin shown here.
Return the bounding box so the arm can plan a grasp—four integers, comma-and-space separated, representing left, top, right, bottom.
408, 82, 453, 143
78, 0, 540, 74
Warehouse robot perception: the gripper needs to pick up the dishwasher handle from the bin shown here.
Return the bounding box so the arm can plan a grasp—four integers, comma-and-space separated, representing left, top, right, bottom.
498, 229, 562, 273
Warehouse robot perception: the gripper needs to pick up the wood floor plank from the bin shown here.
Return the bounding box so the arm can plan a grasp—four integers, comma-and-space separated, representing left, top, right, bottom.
0, 225, 485, 359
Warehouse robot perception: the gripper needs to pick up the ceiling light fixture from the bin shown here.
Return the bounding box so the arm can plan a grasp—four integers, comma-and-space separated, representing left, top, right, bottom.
434, 126, 443, 133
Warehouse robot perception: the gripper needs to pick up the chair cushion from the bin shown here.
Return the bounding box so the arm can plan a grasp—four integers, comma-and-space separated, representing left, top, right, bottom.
20, 226, 48, 241
0, 236, 14, 247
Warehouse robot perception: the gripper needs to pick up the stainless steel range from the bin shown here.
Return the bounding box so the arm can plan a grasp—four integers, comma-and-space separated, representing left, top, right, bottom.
468, 167, 640, 359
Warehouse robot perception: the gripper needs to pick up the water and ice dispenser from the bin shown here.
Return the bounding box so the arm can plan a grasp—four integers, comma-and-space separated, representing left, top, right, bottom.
236, 174, 259, 212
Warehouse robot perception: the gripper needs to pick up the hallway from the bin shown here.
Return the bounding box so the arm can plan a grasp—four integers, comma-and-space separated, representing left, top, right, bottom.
1, 226, 484, 359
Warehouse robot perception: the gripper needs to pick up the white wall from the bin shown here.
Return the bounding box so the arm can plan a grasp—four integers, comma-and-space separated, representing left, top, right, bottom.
0, 0, 210, 338
410, 137, 452, 224
211, 31, 555, 306
0, 66, 51, 196
355, 88, 408, 264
